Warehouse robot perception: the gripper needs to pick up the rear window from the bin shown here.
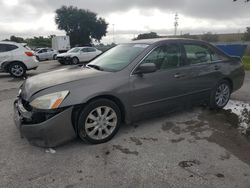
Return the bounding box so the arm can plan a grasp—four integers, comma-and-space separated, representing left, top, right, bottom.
81, 48, 88, 52
184, 44, 211, 65
0, 44, 18, 52
184, 44, 229, 65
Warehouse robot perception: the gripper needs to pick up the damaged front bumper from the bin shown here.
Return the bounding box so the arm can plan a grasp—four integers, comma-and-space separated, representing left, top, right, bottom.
57, 56, 73, 64
13, 99, 76, 147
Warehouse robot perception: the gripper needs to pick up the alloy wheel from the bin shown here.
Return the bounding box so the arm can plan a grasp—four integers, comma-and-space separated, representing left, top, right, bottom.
215, 83, 230, 107
11, 65, 24, 77
85, 106, 117, 140
72, 57, 79, 64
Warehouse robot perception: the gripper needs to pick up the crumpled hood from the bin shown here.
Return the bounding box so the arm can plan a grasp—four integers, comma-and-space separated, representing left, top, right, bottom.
21, 67, 107, 100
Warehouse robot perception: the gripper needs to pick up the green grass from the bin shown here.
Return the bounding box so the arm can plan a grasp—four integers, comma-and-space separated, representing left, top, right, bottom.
243, 56, 250, 71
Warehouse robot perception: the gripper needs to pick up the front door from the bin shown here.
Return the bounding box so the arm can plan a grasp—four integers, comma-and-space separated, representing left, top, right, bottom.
79, 48, 89, 62
129, 43, 189, 120
87, 48, 98, 61
38, 49, 48, 60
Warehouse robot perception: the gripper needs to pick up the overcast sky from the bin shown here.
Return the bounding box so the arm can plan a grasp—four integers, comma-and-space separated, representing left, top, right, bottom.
0, 0, 249, 44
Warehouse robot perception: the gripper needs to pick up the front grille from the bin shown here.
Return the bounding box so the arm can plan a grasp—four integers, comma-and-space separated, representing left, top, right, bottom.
57, 57, 72, 62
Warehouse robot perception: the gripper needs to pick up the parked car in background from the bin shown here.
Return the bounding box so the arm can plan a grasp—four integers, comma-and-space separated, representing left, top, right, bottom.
14, 38, 245, 147
56, 47, 102, 65
35, 48, 58, 61
52, 36, 71, 53
0, 41, 39, 77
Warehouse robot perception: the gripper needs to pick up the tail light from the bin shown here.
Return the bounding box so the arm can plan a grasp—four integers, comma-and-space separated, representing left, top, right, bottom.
25, 51, 34, 56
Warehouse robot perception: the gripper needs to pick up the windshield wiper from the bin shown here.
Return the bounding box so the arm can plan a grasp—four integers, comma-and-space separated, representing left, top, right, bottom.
87, 64, 104, 71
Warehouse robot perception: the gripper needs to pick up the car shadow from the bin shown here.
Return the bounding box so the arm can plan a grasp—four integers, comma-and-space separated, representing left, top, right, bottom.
0, 74, 13, 79
55, 104, 250, 165
56, 107, 191, 151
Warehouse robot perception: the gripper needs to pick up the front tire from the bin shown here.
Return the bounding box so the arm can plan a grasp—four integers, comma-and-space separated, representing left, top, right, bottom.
58, 60, 66, 65
9, 62, 26, 78
77, 99, 121, 144
72, 57, 79, 65
209, 80, 231, 109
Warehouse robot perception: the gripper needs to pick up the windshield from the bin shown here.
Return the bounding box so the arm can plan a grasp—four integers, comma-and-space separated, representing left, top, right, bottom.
88, 44, 149, 72
68, 47, 81, 53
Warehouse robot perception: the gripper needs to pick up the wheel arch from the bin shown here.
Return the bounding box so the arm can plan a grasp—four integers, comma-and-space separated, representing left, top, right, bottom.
71, 94, 126, 131
221, 77, 233, 91
72, 56, 79, 60
2, 60, 27, 72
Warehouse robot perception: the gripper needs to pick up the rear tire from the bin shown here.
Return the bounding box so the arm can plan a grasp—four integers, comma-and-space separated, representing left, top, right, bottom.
53, 54, 57, 60
9, 62, 26, 78
209, 80, 231, 109
77, 99, 121, 144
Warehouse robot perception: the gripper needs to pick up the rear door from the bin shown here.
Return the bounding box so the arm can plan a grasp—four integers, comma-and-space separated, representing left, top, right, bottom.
79, 48, 89, 62
129, 42, 191, 120
47, 49, 55, 59
0, 44, 15, 69
87, 47, 98, 61
181, 42, 228, 104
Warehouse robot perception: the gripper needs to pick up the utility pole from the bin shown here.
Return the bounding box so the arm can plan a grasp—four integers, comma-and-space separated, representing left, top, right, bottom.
174, 13, 179, 36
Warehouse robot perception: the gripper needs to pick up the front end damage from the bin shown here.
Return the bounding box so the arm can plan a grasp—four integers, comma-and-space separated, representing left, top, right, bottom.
13, 98, 76, 147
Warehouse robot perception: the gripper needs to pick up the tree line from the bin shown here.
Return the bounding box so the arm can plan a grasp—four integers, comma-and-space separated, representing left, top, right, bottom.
3, 6, 108, 48
133, 28, 250, 42
2, 5, 250, 47
3, 35, 55, 48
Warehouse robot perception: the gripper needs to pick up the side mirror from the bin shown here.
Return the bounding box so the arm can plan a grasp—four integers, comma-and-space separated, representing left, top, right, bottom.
134, 63, 157, 75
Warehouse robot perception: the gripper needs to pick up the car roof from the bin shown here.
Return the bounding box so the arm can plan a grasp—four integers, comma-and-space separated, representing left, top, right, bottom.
72, 46, 94, 48
0, 41, 20, 45
38, 48, 51, 50
129, 37, 203, 45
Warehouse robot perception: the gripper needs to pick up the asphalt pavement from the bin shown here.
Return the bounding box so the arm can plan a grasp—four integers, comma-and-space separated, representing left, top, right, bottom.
0, 60, 250, 188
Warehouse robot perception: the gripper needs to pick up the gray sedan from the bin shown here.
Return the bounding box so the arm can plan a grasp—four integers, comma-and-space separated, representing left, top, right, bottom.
14, 38, 245, 147
35, 48, 58, 61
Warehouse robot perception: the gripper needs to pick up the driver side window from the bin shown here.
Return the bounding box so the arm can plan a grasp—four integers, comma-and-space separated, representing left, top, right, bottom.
141, 44, 181, 70
81, 48, 88, 53
40, 49, 47, 53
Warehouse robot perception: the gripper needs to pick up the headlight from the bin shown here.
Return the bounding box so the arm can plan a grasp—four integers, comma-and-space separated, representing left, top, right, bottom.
30, 91, 69, 109
18, 89, 22, 96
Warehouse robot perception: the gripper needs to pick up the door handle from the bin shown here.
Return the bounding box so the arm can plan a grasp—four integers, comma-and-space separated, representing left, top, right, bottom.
174, 73, 185, 78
